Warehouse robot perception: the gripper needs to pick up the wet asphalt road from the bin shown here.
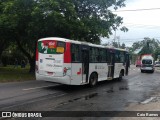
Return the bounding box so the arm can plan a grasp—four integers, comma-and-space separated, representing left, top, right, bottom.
0, 65, 160, 120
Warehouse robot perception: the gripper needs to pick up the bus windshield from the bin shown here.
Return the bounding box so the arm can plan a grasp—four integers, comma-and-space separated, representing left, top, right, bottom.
38, 40, 65, 54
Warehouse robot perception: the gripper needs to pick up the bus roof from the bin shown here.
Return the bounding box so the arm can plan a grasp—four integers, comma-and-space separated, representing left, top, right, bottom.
38, 37, 128, 52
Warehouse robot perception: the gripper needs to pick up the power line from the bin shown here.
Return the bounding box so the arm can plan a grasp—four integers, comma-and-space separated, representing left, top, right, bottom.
124, 25, 160, 29
113, 8, 160, 12
121, 37, 160, 41
105, 37, 160, 42
125, 23, 160, 26
124, 23, 160, 28
116, 23, 160, 30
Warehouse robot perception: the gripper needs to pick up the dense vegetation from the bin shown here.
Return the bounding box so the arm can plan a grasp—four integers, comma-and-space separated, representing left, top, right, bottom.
0, 0, 127, 72
129, 37, 160, 63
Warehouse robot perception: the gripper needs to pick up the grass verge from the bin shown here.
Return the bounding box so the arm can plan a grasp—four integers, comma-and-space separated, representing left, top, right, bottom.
0, 65, 35, 83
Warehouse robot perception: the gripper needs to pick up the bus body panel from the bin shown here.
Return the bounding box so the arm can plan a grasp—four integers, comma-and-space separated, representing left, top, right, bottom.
70, 63, 83, 85
36, 73, 71, 84
36, 63, 72, 84
38, 53, 64, 77
89, 63, 108, 82
114, 63, 124, 78
36, 38, 72, 84
36, 37, 130, 85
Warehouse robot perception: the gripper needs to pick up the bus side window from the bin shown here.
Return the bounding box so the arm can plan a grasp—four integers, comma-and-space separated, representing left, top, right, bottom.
89, 47, 92, 62
90, 47, 99, 62
115, 50, 120, 63
71, 44, 80, 62
99, 48, 107, 62
119, 51, 125, 63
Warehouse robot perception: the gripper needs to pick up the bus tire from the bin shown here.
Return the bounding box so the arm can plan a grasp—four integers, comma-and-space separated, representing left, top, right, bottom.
89, 73, 98, 87
141, 70, 144, 73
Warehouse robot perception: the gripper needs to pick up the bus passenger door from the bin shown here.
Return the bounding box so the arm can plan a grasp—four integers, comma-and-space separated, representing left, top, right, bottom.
81, 46, 89, 83
108, 52, 115, 79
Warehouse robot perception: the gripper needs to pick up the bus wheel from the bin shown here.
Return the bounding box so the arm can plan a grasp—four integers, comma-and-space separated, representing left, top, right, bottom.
89, 73, 98, 87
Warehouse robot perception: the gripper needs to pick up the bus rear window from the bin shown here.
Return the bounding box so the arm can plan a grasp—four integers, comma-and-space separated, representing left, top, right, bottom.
38, 40, 65, 54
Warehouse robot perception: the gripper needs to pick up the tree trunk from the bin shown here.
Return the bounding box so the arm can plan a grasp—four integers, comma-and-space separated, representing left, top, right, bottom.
0, 50, 3, 65
0, 40, 7, 65
15, 37, 36, 73
28, 57, 35, 73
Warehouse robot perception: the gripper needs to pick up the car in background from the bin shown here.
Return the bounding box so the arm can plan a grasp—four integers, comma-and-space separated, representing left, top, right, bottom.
140, 55, 154, 73
154, 61, 160, 67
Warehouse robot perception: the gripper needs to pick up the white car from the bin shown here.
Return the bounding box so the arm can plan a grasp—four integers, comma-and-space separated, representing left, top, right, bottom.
155, 61, 160, 67
141, 55, 154, 73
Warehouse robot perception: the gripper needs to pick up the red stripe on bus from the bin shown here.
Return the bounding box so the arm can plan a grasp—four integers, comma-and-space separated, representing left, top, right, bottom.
64, 42, 71, 63
36, 42, 38, 61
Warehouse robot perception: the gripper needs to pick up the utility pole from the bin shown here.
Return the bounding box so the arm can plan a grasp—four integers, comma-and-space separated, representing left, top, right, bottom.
117, 36, 120, 48
114, 30, 116, 43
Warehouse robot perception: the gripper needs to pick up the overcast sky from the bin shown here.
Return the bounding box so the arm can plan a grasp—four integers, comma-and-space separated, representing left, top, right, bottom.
102, 0, 160, 47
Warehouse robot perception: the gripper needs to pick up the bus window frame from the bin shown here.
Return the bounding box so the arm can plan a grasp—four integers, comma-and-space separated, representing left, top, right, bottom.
89, 47, 100, 63
99, 48, 107, 63
71, 43, 81, 63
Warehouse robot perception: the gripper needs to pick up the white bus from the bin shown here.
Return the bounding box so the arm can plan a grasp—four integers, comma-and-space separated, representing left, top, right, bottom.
36, 37, 130, 86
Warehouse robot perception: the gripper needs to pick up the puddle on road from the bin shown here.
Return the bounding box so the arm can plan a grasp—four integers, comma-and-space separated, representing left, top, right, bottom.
54, 93, 98, 109
105, 86, 114, 93
53, 86, 130, 109
119, 86, 129, 91
106, 89, 114, 93
85, 93, 98, 100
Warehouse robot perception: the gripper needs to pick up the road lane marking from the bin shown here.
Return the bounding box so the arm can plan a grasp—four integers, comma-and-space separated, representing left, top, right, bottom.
23, 85, 55, 91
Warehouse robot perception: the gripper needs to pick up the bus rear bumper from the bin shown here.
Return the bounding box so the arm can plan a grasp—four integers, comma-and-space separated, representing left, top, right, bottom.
36, 73, 71, 85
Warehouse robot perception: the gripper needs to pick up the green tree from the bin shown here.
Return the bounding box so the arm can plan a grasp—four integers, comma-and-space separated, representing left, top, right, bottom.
0, 0, 13, 61
131, 37, 160, 54
112, 42, 119, 48
120, 43, 126, 49
154, 47, 160, 60
1, 0, 126, 72
138, 38, 159, 55
1, 0, 79, 72
73, 0, 126, 43
129, 37, 160, 64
